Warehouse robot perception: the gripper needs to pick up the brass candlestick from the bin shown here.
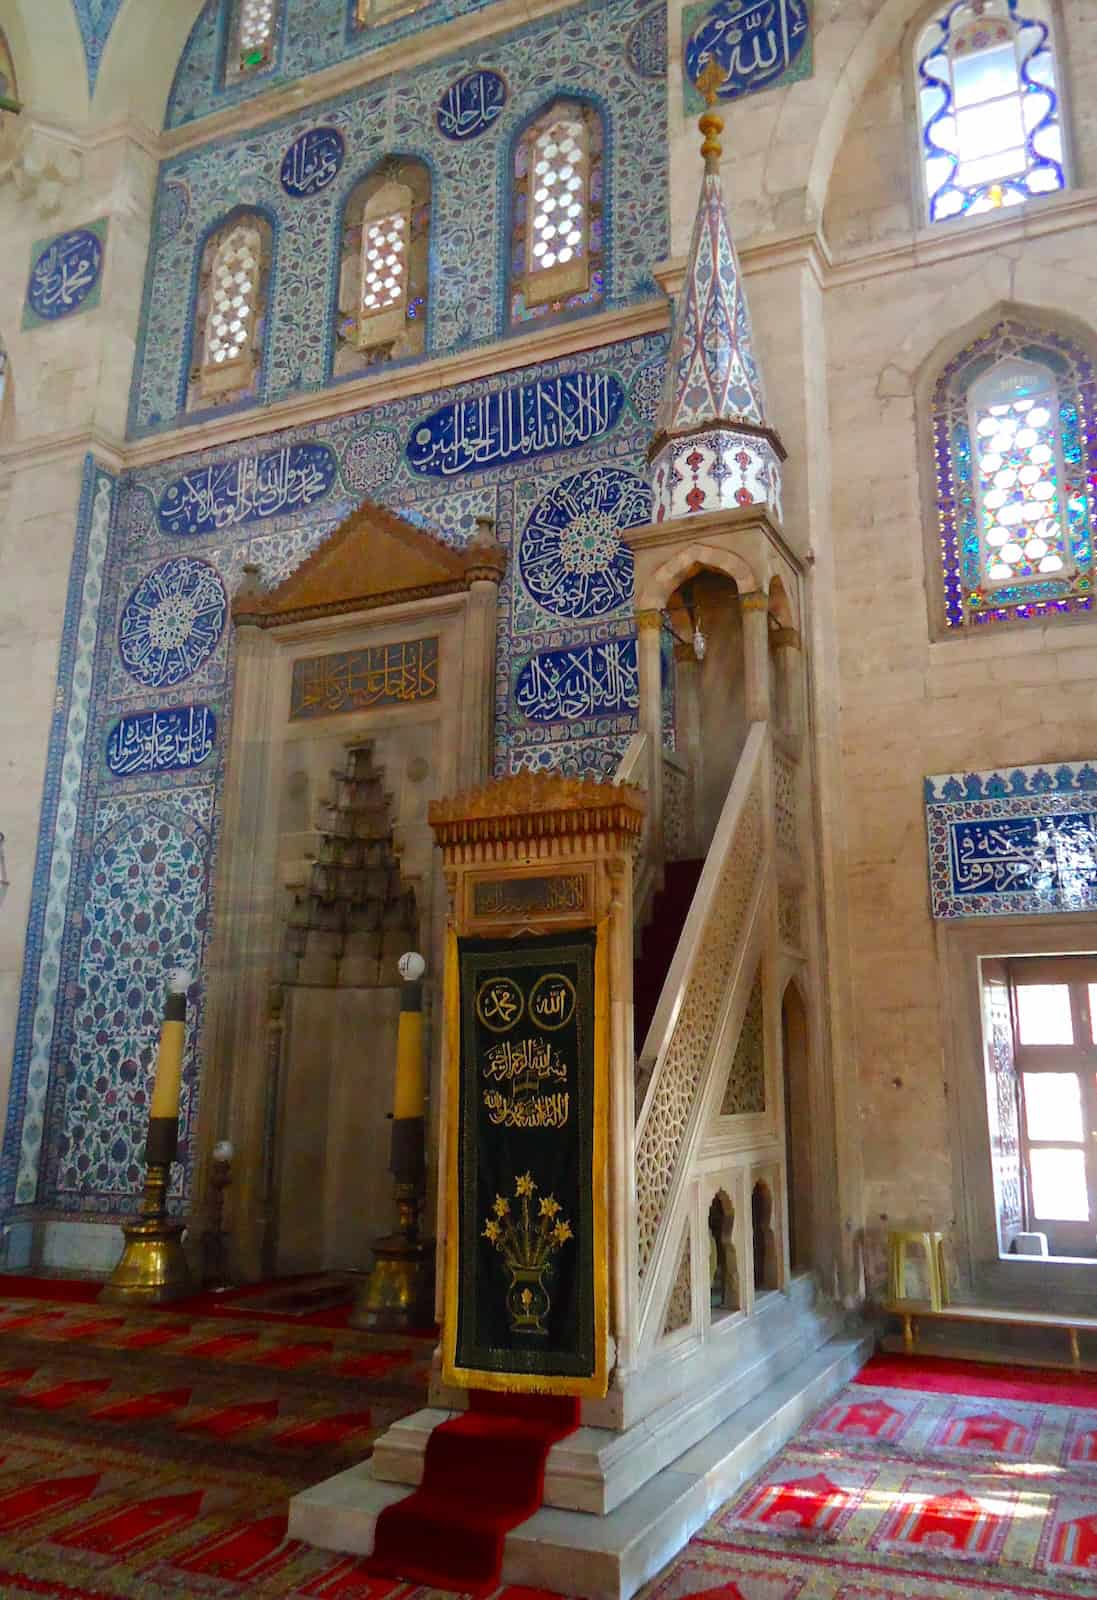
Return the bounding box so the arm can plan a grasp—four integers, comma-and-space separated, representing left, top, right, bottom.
100, 1159, 193, 1306
101, 970, 195, 1307
352, 952, 435, 1331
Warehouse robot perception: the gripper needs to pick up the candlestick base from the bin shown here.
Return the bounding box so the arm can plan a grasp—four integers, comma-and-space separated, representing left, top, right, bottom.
100, 1162, 194, 1307
351, 1232, 435, 1332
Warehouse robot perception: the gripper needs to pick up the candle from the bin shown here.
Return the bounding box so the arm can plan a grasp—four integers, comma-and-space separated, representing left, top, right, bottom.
149, 970, 192, 1122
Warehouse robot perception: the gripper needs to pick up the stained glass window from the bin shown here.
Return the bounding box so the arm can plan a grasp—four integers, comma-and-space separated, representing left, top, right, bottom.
931, 319, 1097, 631
188, 212, 273, 413
227, 0, 279, 81
917, 0, 1065, 223
509, 99, 604, 329
332, 159, 429, 379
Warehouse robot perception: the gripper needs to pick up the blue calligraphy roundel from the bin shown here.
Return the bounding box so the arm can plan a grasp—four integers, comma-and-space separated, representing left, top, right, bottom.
280, 126, 346, 198
119, 558, 228, 689
518, 467, 649, 621
435, 69, 508, 141
26, 227, 104, 321
685, 0, 810, 104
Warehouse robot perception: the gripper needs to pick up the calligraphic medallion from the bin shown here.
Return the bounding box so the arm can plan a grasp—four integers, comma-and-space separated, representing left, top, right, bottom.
518, 466, 646, 620
118, 558, 228, 689
436, 69, 508, 141
279, 127, 346, 197
289, 637, 439, 720
476, 976, 524, 1033
529, 973, 577, 1031
157, 443, 338, 536
684, 0, 811, 109
25, 224, 106, 325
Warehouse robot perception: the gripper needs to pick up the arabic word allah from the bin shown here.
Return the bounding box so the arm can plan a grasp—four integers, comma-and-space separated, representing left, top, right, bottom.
685, 0, 810, 104
280, 126, 346, 198
436, 70, 508, 141
27, 227, 104, 322
119, 558, 228, 690
518, 466, 646, 620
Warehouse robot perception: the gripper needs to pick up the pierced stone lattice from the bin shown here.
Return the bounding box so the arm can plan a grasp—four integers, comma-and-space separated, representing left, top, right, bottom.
239, 0, 275, 66
663, 756, 689, 862
661, 1225, 692, 1337
774, 752, 797, 856
203, 225, 261, 379
361, 210, 408, 318
777, 885, 801, 951
719, 970, 765, 1116
635, 779, 763, 1282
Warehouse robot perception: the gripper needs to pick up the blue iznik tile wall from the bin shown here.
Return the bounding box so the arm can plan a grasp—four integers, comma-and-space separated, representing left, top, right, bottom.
72, 0, 127, 89
132, 0, 665, 436
167, 0, 665, 129
3, 332, 665, 1227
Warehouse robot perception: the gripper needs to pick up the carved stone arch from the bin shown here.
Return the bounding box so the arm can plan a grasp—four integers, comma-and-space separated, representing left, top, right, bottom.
637, 542, 761, 614
0, 0, 87, 124
767, 574, 795, 630
88, 0, 205, 129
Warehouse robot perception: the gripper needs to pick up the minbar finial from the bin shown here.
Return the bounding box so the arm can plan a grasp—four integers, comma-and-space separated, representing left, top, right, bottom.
696, 58, 724, 173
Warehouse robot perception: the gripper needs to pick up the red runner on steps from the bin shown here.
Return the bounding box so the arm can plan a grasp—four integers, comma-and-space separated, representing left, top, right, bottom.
370, 1390, 579, 1596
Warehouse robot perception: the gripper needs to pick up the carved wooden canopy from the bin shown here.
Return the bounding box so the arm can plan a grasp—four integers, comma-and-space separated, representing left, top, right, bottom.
232, 498, 506, 628
430, 772, 646, 862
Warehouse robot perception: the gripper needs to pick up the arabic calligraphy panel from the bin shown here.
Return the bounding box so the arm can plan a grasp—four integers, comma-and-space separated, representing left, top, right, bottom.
436, 69, 508, 141
156, 443, 338, 535
518, 466, 646, 620
105, 706, 217, 779
24, 222, 107, 327
289, 637, 440, 719
280, 126, 346, 197
118, 558, 229, 689
683, 0, 812, 110
926, 761, 1097, 918
406, 373, 626, 478
515, 637, 639, 723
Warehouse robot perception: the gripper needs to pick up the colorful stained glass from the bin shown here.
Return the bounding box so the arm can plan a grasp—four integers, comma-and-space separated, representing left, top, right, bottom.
917, 0, 1064, 224
932, 320, 1097, 629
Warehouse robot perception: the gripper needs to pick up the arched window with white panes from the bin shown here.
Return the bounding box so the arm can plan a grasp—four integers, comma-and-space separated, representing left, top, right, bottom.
186, 211, 273, 413
332, 157, 430, 379
226, 0, 280, 82
929, 318, 1097, 632
508, 98, 604, 329
916, 0, 1066, 223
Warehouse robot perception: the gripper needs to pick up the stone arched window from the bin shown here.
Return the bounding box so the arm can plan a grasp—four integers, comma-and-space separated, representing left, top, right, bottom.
225, 0, 281, 81
332, 157, 430, 379
187, 211, 273, 413
916, 0, 1065, 223
928, 317, 1097, 632
508, 98, 604, 329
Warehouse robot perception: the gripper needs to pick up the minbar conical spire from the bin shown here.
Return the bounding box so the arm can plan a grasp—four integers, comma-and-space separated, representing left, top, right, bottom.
649, 62, 785, 523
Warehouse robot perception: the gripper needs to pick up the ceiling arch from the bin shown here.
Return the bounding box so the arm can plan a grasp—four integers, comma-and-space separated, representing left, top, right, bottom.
0, 0, 88, 126
90, 0, 207, 130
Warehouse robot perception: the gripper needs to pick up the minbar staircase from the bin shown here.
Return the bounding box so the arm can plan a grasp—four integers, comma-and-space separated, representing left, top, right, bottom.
633, 858, 704, 1050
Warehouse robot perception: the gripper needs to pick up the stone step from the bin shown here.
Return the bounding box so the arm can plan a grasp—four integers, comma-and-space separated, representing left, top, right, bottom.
289, 1328, 872, 1600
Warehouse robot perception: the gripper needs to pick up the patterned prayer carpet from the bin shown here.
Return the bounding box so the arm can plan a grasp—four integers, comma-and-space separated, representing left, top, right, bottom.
0, 1285, 550, 1599
641, 1353, 1097, 1600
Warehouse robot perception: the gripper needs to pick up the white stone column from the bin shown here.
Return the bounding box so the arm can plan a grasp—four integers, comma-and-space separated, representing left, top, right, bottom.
458, 517, 506, 788
741, 589, 771, 724
634, 606, 664, 870
673, 640, 704, 856
771, 625, 804, 743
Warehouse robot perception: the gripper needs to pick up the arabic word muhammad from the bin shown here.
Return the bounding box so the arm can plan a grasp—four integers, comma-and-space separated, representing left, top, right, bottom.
949, 813, 1097, 905
106, 705, 216, 778
280, 127, 346, 197
482, 1037, 571, 1130
519, 466, 647, 621
157, 443, 337, 535
289, 637, 439, 720
119, 558, 228, 690
436, 69, 508, 141
516, 638, 639, 723
27, 227, 104, 321
472, 874, 587, 919
406, 373, 626, 478
454, 932, 599, 1386
686, 0, 810, 103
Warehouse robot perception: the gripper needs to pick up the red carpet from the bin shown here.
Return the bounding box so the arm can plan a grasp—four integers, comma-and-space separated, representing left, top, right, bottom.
371, 1391, 579, 1594
857, 1350, 1097, 1405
